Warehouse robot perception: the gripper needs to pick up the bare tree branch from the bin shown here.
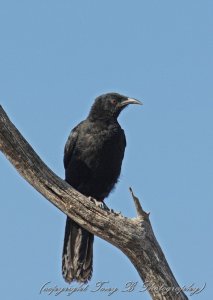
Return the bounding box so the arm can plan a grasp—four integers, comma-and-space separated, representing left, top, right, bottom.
0, 105, 188, 300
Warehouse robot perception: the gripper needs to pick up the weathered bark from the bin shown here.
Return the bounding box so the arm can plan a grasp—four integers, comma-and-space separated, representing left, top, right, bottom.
0, 105, 188, 300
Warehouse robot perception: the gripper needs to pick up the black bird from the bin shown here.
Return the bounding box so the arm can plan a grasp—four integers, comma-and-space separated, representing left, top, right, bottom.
62, 92, 142, 283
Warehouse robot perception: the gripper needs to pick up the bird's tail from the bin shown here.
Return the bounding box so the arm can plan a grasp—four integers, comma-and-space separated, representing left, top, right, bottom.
62, 217, 94, 283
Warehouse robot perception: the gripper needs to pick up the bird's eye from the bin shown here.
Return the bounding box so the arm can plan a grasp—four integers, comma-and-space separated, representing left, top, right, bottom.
111, 99, 117, 105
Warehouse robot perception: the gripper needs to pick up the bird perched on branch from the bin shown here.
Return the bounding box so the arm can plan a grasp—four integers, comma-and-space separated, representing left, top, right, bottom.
62, 92, 142, 283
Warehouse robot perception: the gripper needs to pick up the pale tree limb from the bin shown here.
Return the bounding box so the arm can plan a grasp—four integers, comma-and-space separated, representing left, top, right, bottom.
0, 105, 188, 300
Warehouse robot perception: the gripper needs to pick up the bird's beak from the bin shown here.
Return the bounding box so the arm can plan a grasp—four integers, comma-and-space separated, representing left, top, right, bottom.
119, 98, 143, 107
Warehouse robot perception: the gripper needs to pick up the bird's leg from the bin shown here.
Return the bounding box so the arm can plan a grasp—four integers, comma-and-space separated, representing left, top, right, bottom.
88, 196, 110, 211
100, 201, 110, 211
88, 197, 123, 216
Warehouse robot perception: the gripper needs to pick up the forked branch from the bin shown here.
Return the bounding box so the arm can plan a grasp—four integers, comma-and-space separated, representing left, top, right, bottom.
0, 105, 188, 300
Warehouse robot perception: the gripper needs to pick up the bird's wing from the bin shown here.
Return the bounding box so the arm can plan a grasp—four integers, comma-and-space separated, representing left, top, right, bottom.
63, 122, 82, 169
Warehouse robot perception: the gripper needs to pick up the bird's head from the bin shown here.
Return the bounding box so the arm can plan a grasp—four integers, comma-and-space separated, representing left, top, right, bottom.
88, 92, 142, 121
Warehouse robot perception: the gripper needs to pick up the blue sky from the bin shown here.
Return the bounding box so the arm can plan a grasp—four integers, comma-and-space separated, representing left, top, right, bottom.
0, 0, 212, 299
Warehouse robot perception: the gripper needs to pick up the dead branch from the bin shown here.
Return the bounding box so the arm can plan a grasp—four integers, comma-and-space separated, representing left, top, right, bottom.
0, 105, 188, 300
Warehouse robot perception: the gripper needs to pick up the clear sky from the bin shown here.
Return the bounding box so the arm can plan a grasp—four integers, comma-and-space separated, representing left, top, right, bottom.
0, 0, 212, 299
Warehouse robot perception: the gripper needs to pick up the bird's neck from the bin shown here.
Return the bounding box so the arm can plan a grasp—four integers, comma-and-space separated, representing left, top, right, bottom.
88, 112, 118, 124
88, 115, 119, 127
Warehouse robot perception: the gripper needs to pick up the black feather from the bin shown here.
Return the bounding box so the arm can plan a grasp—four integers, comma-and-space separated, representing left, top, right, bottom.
62, 92, 140, 283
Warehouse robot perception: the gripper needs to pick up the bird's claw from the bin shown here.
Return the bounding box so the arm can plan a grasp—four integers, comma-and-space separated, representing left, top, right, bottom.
88, 196, 110, 211
88, 197, 123, 216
